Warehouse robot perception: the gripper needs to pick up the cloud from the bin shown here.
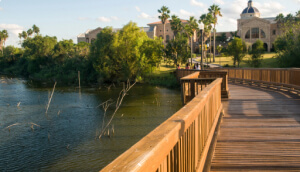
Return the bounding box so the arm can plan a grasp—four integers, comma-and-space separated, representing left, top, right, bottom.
190, 0, 204, 7
295, 0, 300, 3
135, 6, 141, 12
97, 17, 111, 22
254, 1, 285, 17
0, 24, 24, 36
0, 24, 25, 47
111, 16, 119, 20
78, 17, 89, 21
0, 7, 3, 11
138, 12, 153, 19
214, 0, 225, 5
179, 9, 195, 17
96, 16, 119, 22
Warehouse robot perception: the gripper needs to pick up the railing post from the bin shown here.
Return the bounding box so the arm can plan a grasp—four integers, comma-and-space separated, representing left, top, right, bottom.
191, 79, 195, 100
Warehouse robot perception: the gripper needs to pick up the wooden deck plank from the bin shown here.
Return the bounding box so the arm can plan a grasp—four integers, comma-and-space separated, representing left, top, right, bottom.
210, 84, 300, 172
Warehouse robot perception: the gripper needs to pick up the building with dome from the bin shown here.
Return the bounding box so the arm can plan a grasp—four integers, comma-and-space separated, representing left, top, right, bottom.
238, 0, 279, 52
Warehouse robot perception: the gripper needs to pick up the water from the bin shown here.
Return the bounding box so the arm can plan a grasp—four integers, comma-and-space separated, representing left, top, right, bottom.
0, 76, 182, 171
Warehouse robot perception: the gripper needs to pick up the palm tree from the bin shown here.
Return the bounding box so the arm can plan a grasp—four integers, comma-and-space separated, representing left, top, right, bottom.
158, 6, 170, 44
32, 24, 40, 35
1, 30, 8, 47
209, 4, 222, 62
170, 15, 183, 40
27, 29, 33, 37
285, 13, 294, 22
296, 10, 300, 18
275, 13, 285, 32
186, 16, 198, 65
21, 31, 28, 39
199, 13, 214, 43
199, 13, 215, 63
0, 30, 8, 55
230, 31, 238, 38
275, 13, 285, 23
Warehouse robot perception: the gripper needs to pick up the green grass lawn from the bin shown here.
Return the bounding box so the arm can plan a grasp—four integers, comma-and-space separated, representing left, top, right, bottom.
149, 53, 279, 77
210, 53, 279, 68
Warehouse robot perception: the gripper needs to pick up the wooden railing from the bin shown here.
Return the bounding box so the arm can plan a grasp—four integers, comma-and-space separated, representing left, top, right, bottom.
209, 68, 300, 93
101, 78, 223, 172
177, 69, 229, 98
180, 72, 215, 105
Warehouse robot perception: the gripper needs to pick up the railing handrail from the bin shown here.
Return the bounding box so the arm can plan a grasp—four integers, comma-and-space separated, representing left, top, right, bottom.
176, 69, 230, 98
208, 68, 300, 87
101, 78, 223, 172
181, 71, 200, 79
180, 78, 216, 81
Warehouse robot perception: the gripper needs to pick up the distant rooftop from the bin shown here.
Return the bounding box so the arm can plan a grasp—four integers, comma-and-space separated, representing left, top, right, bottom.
148, 19, 188, 25
262, 17, 277, 24
77, 33, 85, 38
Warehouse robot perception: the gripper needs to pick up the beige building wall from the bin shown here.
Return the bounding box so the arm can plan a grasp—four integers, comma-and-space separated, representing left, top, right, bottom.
148, 20, 198, 52
238, 17, 280, 52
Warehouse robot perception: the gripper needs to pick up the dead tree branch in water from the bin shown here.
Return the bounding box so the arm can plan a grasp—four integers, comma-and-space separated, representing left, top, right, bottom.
98, 80, 136, 139
45, 82, 57, 114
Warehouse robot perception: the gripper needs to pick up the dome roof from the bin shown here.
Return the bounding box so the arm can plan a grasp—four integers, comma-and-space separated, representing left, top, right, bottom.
242, 0, 259, 14
242, 7, 259, 14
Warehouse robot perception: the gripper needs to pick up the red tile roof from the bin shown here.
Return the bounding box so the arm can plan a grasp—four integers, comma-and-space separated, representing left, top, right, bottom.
148, 19, 188, 25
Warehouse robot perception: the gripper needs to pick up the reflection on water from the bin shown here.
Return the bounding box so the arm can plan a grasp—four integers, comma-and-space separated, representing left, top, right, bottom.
0, 76, 182, 171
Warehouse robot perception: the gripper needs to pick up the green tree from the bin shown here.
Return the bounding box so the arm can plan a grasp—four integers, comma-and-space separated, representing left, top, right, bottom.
158, 6, 170, 43
285, 13, 294, 22
53, 39, 75, 62
0, 30, 9, 54
90, 27, 115, 82
91, 22, 151, 82
275, 20, 300, 67
249, 39, 264, 67
217, 45, 223, 54
140, 37, 163, 71
165, 33, 189, 65
2, 46, 23, 65
170, 15, 183, 39
112, 22, 149, 81
21, 31, 28, 39
199, 13, 215, 62
32, 24, 40, 35
296, 10, 300, 18
185, 16, 198, 64
75, 42, 90, 58
209, 4, 222, 62
275, 13, 285, 22
22, 35, 57, 59
227, 37, 247, 67
199, 13, 214, 43
27, 29, 33, 37
230, 31, 238, 38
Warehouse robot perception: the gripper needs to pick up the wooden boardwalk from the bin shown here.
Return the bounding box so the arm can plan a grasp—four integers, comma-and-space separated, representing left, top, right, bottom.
210, 83, 300, 171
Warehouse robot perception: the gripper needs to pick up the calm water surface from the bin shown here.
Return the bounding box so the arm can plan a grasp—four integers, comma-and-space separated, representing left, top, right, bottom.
0, 76, 182, 171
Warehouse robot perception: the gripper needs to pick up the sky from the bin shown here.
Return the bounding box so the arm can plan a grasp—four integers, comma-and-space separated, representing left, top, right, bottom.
0, 0, 299, 47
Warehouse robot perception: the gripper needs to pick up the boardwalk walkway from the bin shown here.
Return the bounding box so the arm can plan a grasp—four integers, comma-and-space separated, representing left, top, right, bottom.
210, 83, 300, 171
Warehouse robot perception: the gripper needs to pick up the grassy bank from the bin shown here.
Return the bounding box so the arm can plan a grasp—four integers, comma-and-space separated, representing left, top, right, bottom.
143, 62, 179, 88
208, 53, 279, 68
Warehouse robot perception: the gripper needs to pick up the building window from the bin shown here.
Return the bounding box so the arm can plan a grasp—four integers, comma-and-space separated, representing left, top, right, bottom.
245, 30, 250, 39
260, 29, 266, 38
159, 35, 163, 39
251, 28, 259, 38
166, 35, 170, 42
160, 30, 162, 32
273, 30, 276, 35
86, 38, 89, 43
